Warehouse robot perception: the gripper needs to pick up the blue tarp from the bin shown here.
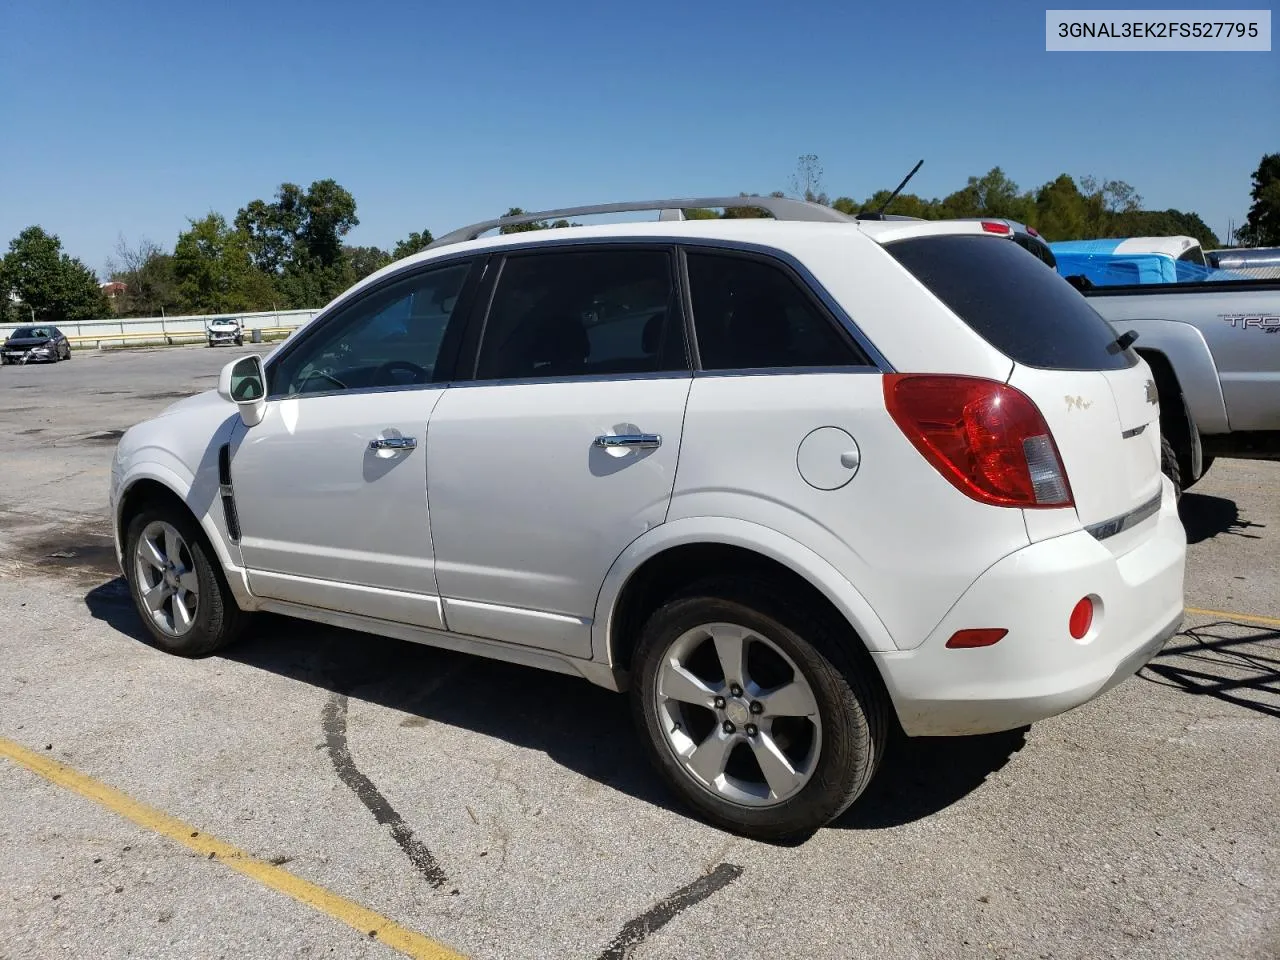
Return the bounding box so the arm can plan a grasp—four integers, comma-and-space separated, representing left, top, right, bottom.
1049, 241, 1242, 286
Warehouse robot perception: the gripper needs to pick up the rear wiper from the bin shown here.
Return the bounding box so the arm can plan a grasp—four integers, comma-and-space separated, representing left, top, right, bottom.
1109, 329, 1140, 353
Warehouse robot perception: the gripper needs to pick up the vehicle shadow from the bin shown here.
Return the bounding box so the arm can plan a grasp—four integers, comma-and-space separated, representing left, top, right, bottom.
1178, 493, 1266, 545
84, 577, 1027, 835
833, 726, 1027, 831
1140, 620, 1280, 719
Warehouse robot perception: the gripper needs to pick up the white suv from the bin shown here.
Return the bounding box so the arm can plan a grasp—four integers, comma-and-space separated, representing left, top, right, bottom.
109, 197, 1186, 839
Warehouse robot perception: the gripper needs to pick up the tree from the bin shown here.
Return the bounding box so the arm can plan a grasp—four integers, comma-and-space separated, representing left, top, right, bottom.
498, 207, 547, 233
496, 208, 579, 233
105, 235, 181, 317
173, 213, 275, 313
392, 229, 434, 260
1111, 209, 1219, 248
1034, 174, 1090, 241
1236, 152, 1280, 246
345, 245, 391, 282
234, 180, 360, 307
790, 154, 828, 205
1, 226, 110, 324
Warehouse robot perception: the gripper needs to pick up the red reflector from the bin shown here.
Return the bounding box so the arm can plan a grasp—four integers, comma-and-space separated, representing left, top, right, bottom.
947, 628, 1008, 649
1069, 597, 1094, 639
981, 220, 1012, 235
1026, 225, 1040, 237
883, 374, 1074, 508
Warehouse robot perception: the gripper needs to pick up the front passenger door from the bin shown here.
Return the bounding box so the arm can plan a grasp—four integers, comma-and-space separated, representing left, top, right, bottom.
231, 259, 479, 629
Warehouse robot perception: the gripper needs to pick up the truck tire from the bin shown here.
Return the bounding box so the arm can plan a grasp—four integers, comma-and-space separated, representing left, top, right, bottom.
1161, 434, 1182, 502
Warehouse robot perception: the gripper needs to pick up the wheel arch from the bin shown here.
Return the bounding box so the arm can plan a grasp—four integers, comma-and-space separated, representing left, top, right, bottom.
592, 517, 898, 683
1136, 346, 1203, 483
115, 464, 254, 608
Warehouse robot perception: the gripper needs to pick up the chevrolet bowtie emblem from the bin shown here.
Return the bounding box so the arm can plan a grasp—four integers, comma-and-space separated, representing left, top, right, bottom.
1145, 379, 1159, 405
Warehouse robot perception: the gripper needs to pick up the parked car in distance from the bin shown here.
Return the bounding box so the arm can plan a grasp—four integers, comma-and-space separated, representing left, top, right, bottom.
110, 197, 1186, 839
206, 317, 244, 347
1, 325, 72, 364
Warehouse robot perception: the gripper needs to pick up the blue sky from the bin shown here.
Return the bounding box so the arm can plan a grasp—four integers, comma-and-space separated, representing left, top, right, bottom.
2, 0, 1276, 275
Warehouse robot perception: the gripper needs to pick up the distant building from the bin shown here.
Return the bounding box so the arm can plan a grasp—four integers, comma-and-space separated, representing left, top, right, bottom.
100, 281, 127, 299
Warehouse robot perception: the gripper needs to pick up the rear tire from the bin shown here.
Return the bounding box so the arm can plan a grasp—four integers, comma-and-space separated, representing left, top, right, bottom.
124, 503, 248, 657
1161, 434, 1182, 502
631, 577, 887, 841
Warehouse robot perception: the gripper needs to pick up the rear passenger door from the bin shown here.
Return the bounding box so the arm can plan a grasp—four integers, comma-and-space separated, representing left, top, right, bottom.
668, 247, 911, 619
425, 246, 692, 658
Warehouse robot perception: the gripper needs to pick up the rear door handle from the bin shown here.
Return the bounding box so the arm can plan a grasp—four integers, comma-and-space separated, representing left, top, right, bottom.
594, 433, 662, 450
369, 436, 417, 451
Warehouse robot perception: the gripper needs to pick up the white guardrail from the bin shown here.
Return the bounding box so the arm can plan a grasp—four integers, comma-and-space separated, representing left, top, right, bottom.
0, 308, 322, 349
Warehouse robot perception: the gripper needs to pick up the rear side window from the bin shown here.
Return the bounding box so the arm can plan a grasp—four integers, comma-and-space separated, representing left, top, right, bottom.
686, 252, 870, 370
885, 235, 1136, 371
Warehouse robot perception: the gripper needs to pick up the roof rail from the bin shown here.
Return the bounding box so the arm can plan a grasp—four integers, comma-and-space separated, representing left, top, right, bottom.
426, 196, 854, 248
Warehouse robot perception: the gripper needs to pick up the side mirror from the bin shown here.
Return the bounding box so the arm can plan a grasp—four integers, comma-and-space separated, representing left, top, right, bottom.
218, 355, 268, 427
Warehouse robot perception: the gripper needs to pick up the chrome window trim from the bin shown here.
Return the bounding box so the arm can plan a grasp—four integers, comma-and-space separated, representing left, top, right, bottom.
268, 381, 450, 403
449, 370, 694, 390
692, 364, 882, 378
271, 233, 893, 396
439, 234, 892, 374
1085, 491, 1163, 541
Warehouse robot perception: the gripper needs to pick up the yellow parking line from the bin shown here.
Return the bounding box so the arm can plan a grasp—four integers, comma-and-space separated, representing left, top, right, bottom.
0, 736, 466, 960
1184, 606, 1280, 629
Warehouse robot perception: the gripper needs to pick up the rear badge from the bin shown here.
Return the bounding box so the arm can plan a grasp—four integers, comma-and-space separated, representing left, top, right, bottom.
1145, 379, 1159, 405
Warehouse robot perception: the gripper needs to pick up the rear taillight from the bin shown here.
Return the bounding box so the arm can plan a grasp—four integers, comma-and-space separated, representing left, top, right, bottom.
980, 220, 1012, 235
884, 374, 1074, 508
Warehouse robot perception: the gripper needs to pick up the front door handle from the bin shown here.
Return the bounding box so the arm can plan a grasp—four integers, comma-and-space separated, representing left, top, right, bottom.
369, 436, 417, 451
594, 433, 662, 450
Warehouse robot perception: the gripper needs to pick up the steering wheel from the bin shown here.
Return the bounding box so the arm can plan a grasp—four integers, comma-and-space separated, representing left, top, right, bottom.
373, 359, 430, 386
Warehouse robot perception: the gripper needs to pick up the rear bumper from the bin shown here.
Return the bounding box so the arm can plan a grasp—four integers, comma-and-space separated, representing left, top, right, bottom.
873, 478, 1186, 736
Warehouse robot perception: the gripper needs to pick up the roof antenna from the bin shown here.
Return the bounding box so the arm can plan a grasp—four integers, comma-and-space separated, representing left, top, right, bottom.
857, 159, 924, 220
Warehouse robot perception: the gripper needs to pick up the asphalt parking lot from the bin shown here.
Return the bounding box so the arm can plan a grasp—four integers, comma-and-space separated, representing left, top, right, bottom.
1, 345, 1277, 960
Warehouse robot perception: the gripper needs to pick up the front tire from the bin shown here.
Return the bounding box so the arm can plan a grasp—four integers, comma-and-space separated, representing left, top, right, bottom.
631, 578, 887, 841
124, 503, 247, 656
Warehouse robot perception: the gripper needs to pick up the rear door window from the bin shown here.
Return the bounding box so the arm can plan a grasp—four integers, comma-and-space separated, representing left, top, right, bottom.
885, 234, 1136, 371
474, 249, 685, 381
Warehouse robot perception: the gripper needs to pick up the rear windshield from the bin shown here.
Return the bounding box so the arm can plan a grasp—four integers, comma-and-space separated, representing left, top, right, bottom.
885, 234, 1136, 371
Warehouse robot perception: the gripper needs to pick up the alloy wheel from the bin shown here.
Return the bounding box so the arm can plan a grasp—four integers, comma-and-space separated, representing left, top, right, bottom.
133, 520, 200, 637
655, 622, 821, 807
